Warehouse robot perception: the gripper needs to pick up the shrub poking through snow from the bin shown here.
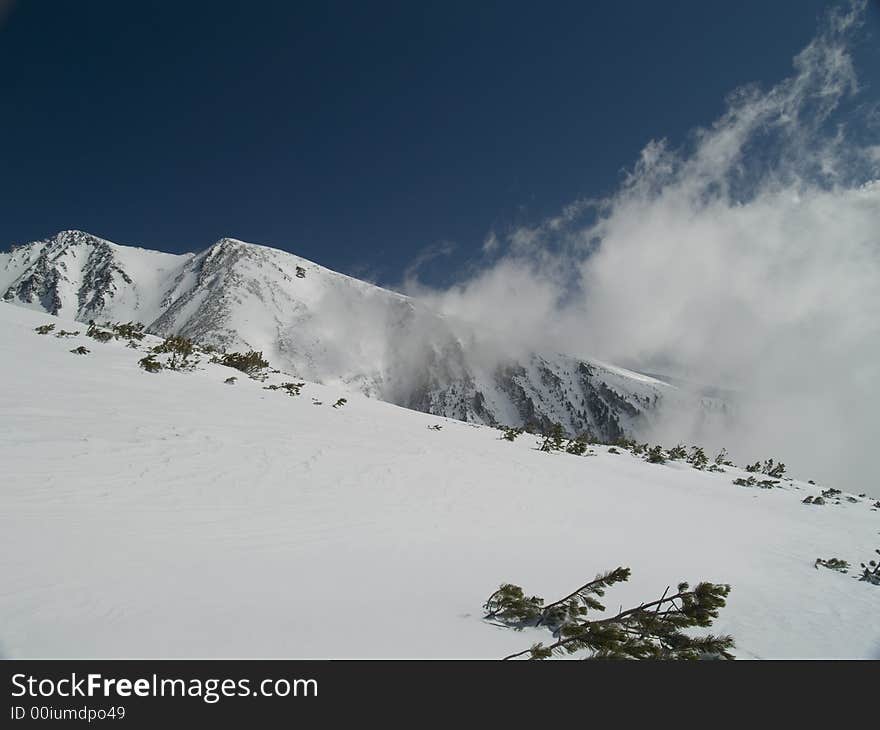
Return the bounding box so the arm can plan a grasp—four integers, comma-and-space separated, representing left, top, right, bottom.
332, 398, 347, 408
746, 459, 786, 478
501, 426, 524, 442
217, 350, 269, 375
688, 446, 708, 470
646, 445, 667, 464
539, 423, 567, 452
55, 329, 80, 338
152, 335, 195, 358
224, 377, 237, 385
814, 558, 849, 573
859, 550, 880, 585
152, 335, 198, 371
86, 322, 114, 343
138, 354, 162, 373
763, 459, 786, 478
264, 382, 305, 397
565, 436, 590, 456
111, 321, 146, 341
70, 346, 90, 355
34, 324, 55, 335
668, 444, 687, 460
735, 476, 780, 489
484, 568, 734, 660
427, 424, 443, 431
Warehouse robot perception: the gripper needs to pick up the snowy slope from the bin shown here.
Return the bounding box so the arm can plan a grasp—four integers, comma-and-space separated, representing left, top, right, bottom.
2, 230, 698, 442
1, 302, 877, 659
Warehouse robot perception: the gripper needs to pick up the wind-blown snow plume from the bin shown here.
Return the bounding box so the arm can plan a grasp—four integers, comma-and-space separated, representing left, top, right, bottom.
413, 1, 880, 488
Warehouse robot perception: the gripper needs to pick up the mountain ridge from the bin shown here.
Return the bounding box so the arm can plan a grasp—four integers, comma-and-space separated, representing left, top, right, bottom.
1, 229, 713, 441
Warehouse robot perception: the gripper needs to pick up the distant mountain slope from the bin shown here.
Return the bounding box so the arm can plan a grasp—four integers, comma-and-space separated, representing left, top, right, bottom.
1, 230, 708, 440
1, 302, 877, 658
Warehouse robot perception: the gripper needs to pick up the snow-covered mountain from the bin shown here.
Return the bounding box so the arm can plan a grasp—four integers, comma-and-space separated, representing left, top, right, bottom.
1, 302, 877, 658
0, 230, 715, 441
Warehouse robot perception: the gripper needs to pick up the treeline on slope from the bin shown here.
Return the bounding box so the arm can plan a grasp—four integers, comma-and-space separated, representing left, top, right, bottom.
33, 319, 356, 407
499, 421, 790, 482
34, 318, 275, 378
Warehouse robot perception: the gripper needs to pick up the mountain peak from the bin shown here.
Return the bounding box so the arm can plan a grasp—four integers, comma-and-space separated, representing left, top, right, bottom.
48, 229, 114, 248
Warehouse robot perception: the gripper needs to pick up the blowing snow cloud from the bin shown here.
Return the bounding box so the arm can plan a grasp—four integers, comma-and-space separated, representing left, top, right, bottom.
411, 0, 880, 489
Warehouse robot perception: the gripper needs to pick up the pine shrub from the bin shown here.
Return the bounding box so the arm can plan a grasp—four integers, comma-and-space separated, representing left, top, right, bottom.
500, 426, 524, 442
484, 568, 734, 660
565, 436, 590, 456
86, 323, 114, 342
668, 444, 687, 460
138, 354, 162, 373
112, 321, 146, 341
814, 557, 849, 573
152, 335, 198, 371
859, 550, 880, 585
688, 446, 708, 470
264, 381, 305, 397
218, 350, 269, 375
539, 423, 567, 453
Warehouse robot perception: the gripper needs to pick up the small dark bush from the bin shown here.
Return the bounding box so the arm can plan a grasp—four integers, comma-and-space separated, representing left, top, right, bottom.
539, 423, 567, 453
70, 346, 90, 355
138, 354, 162, 373
112, 321, 146, 341
34, 324, 55, 335
859, 550, 880, 585
565, 436, 590, 456
152, 335, 195, 357
265, 381, 305, 397
733, 477, 757, 487
153, 335, 198, 370
219, 350, 269, 374
814, 557, 849, 573
86, 323, 114, 342
667, 444, 687, 460
501, 426, 524, 442
688, 446, 708, 470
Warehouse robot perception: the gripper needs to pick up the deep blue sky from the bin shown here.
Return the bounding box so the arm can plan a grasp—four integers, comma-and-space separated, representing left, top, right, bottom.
1, 1, 878, 285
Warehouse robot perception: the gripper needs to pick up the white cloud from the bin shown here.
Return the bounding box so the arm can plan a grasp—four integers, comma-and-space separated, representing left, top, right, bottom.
411, 0, 880, 489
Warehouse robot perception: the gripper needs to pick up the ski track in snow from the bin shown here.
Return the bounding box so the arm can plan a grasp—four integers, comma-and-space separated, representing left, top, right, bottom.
1, 302, 878, 659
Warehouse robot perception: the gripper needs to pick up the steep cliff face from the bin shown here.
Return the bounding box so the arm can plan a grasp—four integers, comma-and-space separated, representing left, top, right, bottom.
1, 230, 690, 438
